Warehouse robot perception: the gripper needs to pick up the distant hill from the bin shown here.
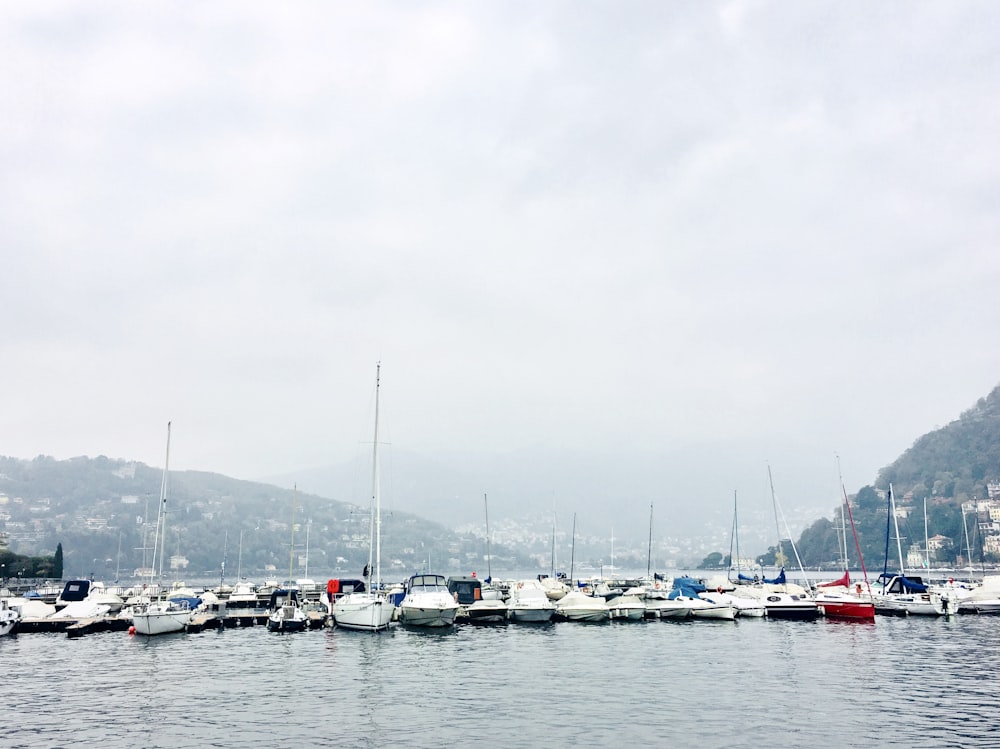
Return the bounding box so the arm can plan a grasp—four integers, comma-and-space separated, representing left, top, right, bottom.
0, 454, 535, 581
790, 383, 1000, 571
878, 384, 1000, 502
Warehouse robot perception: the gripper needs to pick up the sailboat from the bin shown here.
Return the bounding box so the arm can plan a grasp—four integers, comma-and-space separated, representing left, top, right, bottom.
813, 462, 875, 621
333, 362, 395, 632
873, 484, 945, 616
757, 465, 819, 620
267, 485, 308, 632
133, 422, 197, 636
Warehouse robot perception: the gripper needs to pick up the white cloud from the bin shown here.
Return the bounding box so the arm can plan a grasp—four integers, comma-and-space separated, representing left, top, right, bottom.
2, 2, 999, 541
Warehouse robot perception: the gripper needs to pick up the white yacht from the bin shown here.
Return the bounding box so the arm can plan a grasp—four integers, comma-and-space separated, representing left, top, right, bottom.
506, 579, 556, 623
132, 598, 194, 635
553, 591, 610, 622
397, 574, 459, 627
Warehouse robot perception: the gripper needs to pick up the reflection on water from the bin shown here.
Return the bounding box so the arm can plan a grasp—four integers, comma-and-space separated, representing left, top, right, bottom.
3, 615, 1000, 748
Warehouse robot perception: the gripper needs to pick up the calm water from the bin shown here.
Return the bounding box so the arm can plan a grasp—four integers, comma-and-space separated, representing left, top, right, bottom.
3, 615, 999, 748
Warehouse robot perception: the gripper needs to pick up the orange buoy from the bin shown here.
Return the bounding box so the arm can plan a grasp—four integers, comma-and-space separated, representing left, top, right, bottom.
128, 626, 136, 635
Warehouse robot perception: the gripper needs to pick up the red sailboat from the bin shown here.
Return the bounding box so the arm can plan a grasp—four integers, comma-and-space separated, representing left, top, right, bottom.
814, 462, 875, 621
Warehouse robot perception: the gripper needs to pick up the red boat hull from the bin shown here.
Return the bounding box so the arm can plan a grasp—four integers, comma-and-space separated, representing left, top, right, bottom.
818, 599, 875, 621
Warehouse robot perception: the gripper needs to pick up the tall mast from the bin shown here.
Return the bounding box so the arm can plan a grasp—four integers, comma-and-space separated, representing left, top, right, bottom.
372, 361, 382, 592
729, 490, 741, 581
151, 421, 172, 587
839, 460, 871, 596
288, 484, 297, 586
569, 512, 577, 583
923, 498, 931, 571
484, 493, 492, 582
646, 503, 653, 579
890, 483, 906, 575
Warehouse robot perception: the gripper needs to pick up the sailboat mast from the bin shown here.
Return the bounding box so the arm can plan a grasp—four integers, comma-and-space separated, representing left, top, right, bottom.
372, 361, 382, 592
484, 493, 492, 581
288, 484, 297, 586
767, 464, 783, 568
115, 530, 122, 583
569, 512, 577, 583
152, 421, 172, 587
890, 483, 906, 575
729, 490, 741, 581
923, 498, 931, 571
963, 505, 974, 576
646, 503, 653, 579
839, 463, 871, 596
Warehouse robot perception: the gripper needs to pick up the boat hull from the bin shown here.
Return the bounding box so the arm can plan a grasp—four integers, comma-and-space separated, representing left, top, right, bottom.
817, 600, 876, 621
467, 602, 508, 624
132, 609, 189, 636
763, 595, 820, 620
334, 595, 394, 631
507, 606, 554, 623
399, 606, 458, 627
690, 604, 736, 620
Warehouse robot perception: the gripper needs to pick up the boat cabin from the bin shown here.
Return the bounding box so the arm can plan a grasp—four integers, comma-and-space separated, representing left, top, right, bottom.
326, 578, 366, 601
448, 576, 483, 605
268, 588, 301, 610
56, 579, 93, 607
406, 574, 449, 593
879, 574, 928, 594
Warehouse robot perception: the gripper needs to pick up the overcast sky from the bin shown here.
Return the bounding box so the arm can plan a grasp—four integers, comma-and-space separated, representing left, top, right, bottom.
3, 3, 999, 538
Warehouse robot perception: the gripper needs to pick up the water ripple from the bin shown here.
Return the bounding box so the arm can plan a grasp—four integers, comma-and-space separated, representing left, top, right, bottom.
3, 615, 999, 748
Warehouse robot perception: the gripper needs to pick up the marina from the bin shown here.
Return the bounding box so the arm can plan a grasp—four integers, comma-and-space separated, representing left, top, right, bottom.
3, 598, 999, 749
3, 567, 999, 641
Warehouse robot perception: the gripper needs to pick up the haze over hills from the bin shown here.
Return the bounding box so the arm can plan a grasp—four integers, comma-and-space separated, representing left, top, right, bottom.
3, 382, 998, 579
790, 383, 1000, 571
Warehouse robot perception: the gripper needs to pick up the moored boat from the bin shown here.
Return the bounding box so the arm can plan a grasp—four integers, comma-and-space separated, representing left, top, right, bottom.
1, 598, 20, 636
553, 591, 610, 622
398, 574, 460, 627
332, 364, 395, 633
267, 588, 308, 632
506, 579, 556, 623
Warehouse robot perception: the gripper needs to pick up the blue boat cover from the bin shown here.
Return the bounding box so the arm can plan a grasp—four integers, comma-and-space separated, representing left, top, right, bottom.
668, 576, 708, 599
763, 569, 786, 585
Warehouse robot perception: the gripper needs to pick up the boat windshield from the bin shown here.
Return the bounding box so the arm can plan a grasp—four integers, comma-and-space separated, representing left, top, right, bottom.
409, 575, 448, 592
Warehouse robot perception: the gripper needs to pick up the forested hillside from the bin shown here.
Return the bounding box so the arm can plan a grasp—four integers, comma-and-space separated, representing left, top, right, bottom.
787, 384, 1000, 570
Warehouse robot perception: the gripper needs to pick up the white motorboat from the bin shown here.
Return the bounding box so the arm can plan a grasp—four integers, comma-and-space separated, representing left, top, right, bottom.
333, 364, 395, 633
85, 582, 125, 614
47, 600, 112, 620
467, 598, 508, 624
539, 576, 570, 601
132, 599, 193, 635
701, 590, 765, 618
506, 580, 556, 623
606, 592, 647, 621
761, 592, 820, 620
956, 575, 1000, 614
398, 574, 460, 627
1, 598, 20, 636
55, 579, 95, 610
689, 595, 736, 620
267, 589, 308, 632
643, 597, 691, 619
554, 591, 610, 622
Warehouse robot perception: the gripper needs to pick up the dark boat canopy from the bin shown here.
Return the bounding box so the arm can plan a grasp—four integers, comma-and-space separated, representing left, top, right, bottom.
878, 573, 928, 593
448, 576, 483, 605
58, 579, 92, 602
268, 589, 301, 608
